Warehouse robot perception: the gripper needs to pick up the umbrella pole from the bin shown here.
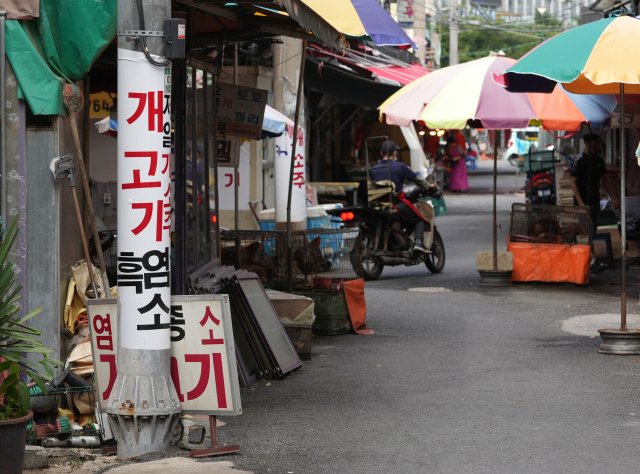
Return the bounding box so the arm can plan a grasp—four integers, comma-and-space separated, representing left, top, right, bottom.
287, 40, 307, 293
621, 83, 627, 331
493, 129, 498, 272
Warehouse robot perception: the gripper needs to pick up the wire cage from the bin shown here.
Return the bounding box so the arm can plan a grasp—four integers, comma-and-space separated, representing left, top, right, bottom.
28, 382, 103, 443
276, 228, 363, 292
90, 230, 117, 281
220, 230, 283, 284
508, 203, 591, 245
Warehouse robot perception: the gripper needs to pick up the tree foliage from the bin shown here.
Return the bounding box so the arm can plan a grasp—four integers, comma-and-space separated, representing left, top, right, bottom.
437, 14, 568, 67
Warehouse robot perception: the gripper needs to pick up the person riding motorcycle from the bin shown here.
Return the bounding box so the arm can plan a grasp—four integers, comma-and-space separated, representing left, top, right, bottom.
370, 141, 435, 255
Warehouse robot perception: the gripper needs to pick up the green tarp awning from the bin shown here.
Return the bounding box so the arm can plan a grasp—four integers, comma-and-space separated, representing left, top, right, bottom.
6, 0, 116, 115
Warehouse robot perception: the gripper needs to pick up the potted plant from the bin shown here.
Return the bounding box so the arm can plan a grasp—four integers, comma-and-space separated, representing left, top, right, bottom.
0, 217, 60, 474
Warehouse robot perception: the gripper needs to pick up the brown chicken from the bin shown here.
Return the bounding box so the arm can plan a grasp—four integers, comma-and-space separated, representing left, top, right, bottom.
293, 236, 332, 285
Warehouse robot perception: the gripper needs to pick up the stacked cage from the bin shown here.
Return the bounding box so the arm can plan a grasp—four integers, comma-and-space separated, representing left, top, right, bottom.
275, 228, 363, 292
509, 203, 591, 245
219, 230, 283, 285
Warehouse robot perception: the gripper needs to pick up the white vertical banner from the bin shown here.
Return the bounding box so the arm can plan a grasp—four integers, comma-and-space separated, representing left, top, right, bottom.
117, 48, 172, 350
218, 141, 250, 211
274, 127, 306, 223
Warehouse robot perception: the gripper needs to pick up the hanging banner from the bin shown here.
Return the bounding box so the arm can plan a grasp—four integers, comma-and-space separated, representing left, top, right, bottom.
117, 48, 172, 350
274, 127, 306, 223
218, 141, 250, 211
214, 83, 267, 140
88, 295, 242, 415
398, 0, 415, 28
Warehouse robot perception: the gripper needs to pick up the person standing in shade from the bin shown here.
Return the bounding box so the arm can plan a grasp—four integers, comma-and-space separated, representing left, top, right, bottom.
570, 132, 618, 273
444, 137, 469, 192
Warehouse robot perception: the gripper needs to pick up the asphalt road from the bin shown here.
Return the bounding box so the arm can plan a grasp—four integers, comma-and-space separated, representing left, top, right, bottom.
204, 161, 640, 473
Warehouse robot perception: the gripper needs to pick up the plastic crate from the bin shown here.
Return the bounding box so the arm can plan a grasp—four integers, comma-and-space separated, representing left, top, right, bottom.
419, 195, 448, 216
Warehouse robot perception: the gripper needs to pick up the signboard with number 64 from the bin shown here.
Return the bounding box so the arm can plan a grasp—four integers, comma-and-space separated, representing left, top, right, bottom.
87, 295, 242, 416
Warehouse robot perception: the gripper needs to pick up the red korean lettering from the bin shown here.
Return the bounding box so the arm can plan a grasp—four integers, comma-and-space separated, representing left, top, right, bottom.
131, 202, 153, 236
184, 354, 210, 400
200, 306, 221, 326
170, 356, 185, 402
100, 354, 117, 401
148, 91, 163, 132
161, 153, 170, 174
96, 336, 113, 351
202, 330, 224, 345
212, 353, 227, 408
122, 151, 161, 189
127, 92, 147, 125
131, 200, 165, 241
93, 314, 112, 335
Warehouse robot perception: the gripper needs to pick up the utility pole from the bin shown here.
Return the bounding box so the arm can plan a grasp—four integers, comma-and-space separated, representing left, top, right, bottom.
106, 0, 182, 460
414, 0, 427, 66
449, 0, 459, 65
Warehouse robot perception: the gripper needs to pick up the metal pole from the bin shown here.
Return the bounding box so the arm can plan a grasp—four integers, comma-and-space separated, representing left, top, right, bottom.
175, 59, 186, 294
621, 83, 627, 331
203, 71, 211, 262
107, 0, 181, 459
493, 129, 498, 272
0, 11, 6, 232
449, 0, 459, 65
211, 56, 220, 259
192, 67, 198, 271
234, 43, 240, 267
287, 40, 307, 293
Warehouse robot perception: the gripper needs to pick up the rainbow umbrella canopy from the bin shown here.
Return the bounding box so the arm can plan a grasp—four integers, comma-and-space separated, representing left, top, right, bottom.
301, 0, 417, 49
498, 15, 640, 94
497, 15, 640, 338
380, 54, 616, 131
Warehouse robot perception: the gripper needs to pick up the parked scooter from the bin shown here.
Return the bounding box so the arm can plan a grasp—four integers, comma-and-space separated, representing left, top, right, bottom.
327, 173, 445, 280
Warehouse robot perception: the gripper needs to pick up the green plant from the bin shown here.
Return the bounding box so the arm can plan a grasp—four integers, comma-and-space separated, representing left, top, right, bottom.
0, 216, 61, 419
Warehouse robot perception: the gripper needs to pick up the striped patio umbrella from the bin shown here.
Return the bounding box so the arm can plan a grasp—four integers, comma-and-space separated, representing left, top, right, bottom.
496, 15, 640, 339
301, 0, 417, 49
380, 54, 616, 132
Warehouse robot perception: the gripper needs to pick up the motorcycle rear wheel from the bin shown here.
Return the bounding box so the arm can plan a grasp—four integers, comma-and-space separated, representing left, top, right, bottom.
352, 231, 384, 281
425, 229, 445, 273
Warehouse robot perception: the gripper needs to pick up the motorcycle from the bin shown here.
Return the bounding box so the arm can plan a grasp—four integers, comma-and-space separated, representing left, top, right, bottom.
327, 176, 445, 281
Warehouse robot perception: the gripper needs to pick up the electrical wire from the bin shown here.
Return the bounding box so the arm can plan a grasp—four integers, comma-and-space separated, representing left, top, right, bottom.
136, 0, 170, 67
470, 0, 522, 55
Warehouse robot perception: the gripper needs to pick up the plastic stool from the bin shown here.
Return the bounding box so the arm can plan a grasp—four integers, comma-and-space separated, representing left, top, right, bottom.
465, 156, 478, 170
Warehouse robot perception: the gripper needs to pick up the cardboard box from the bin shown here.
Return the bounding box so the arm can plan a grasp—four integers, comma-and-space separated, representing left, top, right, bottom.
595, 226, 622, 259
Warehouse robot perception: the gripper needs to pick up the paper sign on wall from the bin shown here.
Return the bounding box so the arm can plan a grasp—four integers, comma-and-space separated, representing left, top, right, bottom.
87, 295, 242, 416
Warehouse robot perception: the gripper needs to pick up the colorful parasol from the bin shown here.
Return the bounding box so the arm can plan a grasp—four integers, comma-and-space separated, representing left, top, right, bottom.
497, 15, 640, 339
498, 16, 640, 95
301, 0, 417, 49
380, 54, 616, 132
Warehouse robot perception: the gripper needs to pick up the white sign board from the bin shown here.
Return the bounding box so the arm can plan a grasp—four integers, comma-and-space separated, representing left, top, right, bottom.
274, 127, 306, 223
215, 83, 267, 140
88, 295, 242, 416
87, 299, 118, 410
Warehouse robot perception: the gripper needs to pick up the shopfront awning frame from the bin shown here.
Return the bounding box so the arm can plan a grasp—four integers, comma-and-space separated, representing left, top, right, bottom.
175, 0, 345, 51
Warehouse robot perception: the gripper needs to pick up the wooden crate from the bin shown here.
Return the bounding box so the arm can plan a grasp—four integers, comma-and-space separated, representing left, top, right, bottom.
285, 327, 312, 360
